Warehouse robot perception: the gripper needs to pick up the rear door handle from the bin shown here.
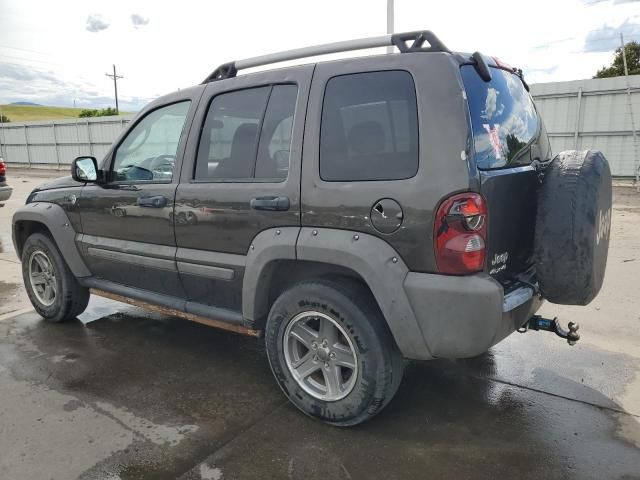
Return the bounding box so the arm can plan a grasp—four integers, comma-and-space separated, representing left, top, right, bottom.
137, 195, 167, 208
250, 196, 290, 211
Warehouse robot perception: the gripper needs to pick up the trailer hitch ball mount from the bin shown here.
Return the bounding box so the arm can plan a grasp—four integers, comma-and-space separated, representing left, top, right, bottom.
518, 315, 580, 346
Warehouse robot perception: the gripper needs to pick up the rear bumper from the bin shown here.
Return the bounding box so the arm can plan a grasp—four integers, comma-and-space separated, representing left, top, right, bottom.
0, 184, 13, 202
403, 272, 543, 359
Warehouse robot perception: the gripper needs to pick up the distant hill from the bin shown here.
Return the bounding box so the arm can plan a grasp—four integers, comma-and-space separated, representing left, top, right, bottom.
10, 101, 42, 106
0, 104, 85, 121
0, 104, 129, 122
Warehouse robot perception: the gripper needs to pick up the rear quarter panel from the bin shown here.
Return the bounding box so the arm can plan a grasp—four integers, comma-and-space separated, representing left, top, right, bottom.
301, 53, 473, 272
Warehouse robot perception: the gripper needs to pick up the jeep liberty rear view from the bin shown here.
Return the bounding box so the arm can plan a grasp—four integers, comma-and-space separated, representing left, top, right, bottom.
12, 31, 612, 426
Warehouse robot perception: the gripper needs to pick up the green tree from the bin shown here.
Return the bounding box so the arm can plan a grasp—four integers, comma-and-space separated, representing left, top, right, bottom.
78, 109, 98, 118
99, 107, 118, 116
78, 107, 119, 118
0, 114, 10, 123
505, 133, 526, 161
595, 41, 640, 78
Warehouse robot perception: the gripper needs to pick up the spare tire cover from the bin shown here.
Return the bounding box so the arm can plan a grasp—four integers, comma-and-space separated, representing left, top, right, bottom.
534, 150, 612, 305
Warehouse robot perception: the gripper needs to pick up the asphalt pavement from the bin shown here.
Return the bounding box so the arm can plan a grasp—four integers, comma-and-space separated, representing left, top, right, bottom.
0, 171, 639, 480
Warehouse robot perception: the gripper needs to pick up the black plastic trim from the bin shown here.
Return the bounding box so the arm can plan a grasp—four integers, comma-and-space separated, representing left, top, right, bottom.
471, 52, 492, 82
202, 62, 238, 83
391, 31, 450, 53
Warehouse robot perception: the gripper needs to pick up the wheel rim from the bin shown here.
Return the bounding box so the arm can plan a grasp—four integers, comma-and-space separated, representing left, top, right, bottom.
28, 250, 57, 306
283, 311, 358, 402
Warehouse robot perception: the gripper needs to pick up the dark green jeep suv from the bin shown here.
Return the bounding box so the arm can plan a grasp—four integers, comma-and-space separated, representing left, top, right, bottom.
12, 31, 612, 425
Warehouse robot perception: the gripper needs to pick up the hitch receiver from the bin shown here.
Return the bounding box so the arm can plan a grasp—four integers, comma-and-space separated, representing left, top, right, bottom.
518, 315, 580, 346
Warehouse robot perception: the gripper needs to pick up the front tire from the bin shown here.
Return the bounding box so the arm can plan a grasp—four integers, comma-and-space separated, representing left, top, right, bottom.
21, 232, 90, 322
265, 278, 404, 426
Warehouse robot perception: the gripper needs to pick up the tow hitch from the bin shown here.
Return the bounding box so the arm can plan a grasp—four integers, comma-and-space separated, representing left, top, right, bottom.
518, 315, 580, 346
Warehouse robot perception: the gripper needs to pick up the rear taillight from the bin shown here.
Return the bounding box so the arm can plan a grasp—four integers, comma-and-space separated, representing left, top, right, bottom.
434, 192, 488, 275
0, 161, 6, 176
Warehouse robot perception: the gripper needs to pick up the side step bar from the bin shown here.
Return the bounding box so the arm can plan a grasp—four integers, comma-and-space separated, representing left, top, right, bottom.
90, 288, 261, 338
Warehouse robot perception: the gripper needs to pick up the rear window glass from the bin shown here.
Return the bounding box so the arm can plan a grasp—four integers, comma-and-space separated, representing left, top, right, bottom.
461, 66, 539, 170
320, 71, 419, 181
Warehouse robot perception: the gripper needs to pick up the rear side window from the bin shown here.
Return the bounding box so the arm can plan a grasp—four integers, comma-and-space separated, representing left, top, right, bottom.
195, 84, 297, 181
256, 85, 297, 180
320, 71, 419, 181
461, 66, 539, 170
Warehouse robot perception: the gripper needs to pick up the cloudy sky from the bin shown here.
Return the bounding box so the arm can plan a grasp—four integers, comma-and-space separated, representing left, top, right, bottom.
1, 0, 639, 111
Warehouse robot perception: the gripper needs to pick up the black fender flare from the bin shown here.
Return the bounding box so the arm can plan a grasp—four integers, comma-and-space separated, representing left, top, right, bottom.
242, 227, 432, 360
12, 202, 91, 277
242, 227, 299, 323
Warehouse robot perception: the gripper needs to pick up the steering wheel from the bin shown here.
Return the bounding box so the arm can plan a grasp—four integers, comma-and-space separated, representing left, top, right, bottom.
150, 155, 176, 179
150, 155, 176, 170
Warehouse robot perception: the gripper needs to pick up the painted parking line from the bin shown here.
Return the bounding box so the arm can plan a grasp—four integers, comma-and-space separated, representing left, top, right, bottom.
0, 307, 34, 322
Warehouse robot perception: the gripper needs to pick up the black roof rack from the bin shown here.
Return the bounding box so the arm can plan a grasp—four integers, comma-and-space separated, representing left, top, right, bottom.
202, 30, 450, 83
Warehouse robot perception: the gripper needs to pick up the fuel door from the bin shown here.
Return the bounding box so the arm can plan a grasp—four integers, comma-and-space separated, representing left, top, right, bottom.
370, 198, 403, 234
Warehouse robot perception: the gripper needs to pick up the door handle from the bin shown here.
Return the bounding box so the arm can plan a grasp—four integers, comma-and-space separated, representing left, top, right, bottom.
137, 195, 167, 208
250, 196, 290, 211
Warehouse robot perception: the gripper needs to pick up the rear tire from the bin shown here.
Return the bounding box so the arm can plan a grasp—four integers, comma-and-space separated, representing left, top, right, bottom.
265, 278, 404, 426
21, 232, 90, 322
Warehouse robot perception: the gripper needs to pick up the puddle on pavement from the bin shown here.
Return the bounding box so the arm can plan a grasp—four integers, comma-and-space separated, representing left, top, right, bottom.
1, 301, 639, 479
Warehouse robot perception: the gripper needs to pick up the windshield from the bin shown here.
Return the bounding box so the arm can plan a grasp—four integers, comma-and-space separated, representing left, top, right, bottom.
461, 65, 539, 170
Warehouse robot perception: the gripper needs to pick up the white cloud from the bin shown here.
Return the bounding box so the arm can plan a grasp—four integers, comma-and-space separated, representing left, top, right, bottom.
131, 14, 149, 28
584, 19, 640, 52
86, 14, 109, 33
481, 88, 498, 120
0, 0, 638, 109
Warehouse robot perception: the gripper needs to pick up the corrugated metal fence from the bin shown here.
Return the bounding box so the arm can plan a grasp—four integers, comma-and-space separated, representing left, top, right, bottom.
0, 115, 133, 168
0, 75, 638, 177
530, 75, 639, 177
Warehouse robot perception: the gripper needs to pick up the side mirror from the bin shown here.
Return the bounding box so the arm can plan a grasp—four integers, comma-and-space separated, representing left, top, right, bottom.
71, 156, 99, 183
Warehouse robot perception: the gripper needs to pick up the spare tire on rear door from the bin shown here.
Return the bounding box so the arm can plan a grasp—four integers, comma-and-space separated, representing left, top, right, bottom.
534, 150, 612, 305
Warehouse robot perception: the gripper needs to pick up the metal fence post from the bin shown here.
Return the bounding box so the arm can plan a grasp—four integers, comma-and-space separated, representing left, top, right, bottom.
86, 120, 94, 155
0, 118, 5, 160
24, 125, 31, 168
573, 87, 583, 150
52, 122, 61, 169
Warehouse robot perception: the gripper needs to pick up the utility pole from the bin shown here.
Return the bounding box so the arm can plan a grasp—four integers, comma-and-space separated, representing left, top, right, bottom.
105, 64, 123, 115
620, 33, 639, 191
387, 0, 394, 54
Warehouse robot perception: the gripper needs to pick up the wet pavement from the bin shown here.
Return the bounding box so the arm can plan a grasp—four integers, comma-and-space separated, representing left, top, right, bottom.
0, 302, 639, 480
0, 172, 639, 479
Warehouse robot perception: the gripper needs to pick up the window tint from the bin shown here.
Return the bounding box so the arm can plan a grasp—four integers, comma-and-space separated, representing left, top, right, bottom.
256, 85, 297, 180
195, 87, 270, 181
113, 101, 190, 182
195, 84, 298, 182
320, 71, 419, 182
461, 66, 539, 169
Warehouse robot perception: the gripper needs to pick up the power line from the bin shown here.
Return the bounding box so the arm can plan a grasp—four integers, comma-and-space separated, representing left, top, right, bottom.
105, 65, 123, 114
0, 44, 49, 56
0, 53, 65, 67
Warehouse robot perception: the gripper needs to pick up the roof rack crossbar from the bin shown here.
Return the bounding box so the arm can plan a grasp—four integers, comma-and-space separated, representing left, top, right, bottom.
202, 30, 449, 83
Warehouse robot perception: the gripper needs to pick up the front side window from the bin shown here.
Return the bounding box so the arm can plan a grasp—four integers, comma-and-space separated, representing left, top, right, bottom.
195, 84, 297, 182
461, 66, 539, 169
112, 101, 190, 182
320, 71, 419, 182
